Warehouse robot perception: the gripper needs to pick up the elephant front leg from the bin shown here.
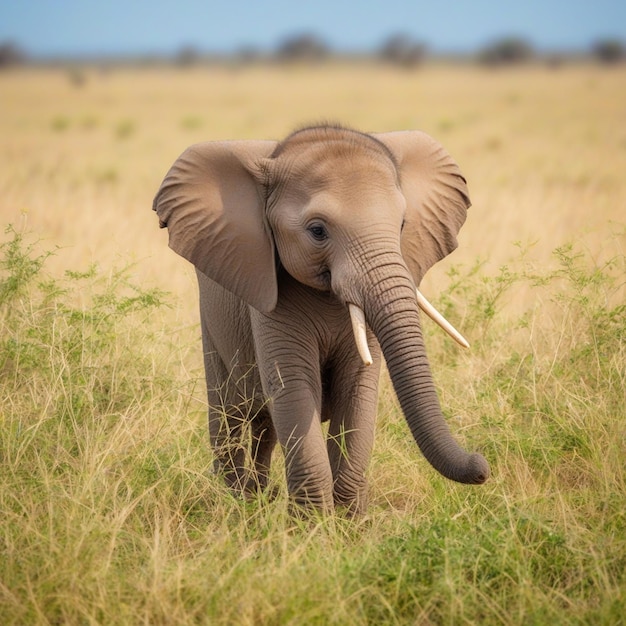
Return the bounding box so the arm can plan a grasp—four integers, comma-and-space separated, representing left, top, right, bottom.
326, 347, 382, 516
267, 374, 335, 513
207, 399, 249, 493
251, 305, 335, 514
247, 408, 277, 494
203, 349, 254, 494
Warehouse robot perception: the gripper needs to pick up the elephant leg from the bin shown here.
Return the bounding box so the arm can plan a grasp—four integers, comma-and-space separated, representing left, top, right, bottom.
256, 349, 334, 512
202, 347, 253, 493
250, 298, 335, 513
272, 386, 334, 512
246, 407, 277, 494
326, 346, 382, 515
207, 394, 248, 492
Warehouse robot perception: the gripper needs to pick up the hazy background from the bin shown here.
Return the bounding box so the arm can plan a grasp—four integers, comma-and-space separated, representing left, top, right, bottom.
1, 0, 625, 60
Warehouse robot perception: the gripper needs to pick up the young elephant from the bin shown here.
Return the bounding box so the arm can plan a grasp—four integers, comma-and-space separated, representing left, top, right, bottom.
153, 124, 489, 514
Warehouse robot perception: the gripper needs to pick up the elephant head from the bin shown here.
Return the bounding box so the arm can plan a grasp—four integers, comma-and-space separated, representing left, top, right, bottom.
154, 125, 489, 485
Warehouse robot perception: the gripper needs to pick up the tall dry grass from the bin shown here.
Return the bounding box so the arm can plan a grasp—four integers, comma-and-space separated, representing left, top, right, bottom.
1, 63, 625, 624
1, 63, 624, 293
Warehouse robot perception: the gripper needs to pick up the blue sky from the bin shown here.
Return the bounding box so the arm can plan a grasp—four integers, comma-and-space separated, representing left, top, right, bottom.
1, 0, 625, 57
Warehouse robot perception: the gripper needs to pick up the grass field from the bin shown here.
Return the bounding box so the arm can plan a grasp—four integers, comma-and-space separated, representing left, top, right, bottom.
1, 63, 625, 624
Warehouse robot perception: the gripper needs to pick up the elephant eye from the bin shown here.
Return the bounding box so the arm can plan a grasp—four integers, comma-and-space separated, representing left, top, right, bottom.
308, 223, 328, 242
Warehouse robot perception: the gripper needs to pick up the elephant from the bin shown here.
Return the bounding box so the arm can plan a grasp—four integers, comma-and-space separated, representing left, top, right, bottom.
153, 124, 489, 515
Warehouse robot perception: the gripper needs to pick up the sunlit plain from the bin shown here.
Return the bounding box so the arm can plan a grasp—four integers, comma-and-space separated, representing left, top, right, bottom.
2, 64, 624, 292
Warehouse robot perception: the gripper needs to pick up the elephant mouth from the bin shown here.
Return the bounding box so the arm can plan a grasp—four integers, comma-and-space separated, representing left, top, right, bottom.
318, 269, 331, 289
348, 290, 469, 367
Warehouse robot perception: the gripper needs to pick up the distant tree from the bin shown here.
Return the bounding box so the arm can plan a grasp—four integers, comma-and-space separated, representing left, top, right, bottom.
379, 34, 427, 68
478, 37, 534, 66
275, 33, 329, 62
235, 45, 263, 64
67, 68, 86, 88
174, 45, 201, 67
591, 39, 624, 64
0, 41, 26, 68
545, 53, 566, 70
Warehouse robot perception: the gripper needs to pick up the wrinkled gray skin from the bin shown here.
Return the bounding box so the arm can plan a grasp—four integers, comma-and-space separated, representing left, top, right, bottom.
153, 125, 489, 514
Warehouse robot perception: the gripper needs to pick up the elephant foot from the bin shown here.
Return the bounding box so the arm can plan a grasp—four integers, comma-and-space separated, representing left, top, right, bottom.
285, 497, 367, 520
214, 466, 279, 504
333, 494, 368, 519
334, 501, 366, 519
332, 482, 369, 518
242, 480, 280, 503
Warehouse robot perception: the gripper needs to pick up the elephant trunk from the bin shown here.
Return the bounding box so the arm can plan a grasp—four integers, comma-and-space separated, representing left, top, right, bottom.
363, 270, 489, 484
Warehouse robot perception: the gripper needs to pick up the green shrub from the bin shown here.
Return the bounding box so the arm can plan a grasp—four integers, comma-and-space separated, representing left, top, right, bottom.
0, 225, 171, 420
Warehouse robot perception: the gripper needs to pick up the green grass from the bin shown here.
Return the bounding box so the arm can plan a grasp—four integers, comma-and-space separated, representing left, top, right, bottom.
1, 223, 625, 625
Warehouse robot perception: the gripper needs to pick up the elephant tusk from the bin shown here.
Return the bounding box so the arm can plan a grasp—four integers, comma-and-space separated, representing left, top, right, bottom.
348, 304, 373, 366
415, 289, 470, 349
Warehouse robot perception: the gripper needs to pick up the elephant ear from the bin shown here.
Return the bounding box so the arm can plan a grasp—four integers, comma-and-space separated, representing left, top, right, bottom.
153, 140, 278, 312
375, 131, 470, 285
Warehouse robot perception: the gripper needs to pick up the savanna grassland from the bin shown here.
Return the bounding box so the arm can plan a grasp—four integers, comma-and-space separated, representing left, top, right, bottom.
1, 62, 625, 624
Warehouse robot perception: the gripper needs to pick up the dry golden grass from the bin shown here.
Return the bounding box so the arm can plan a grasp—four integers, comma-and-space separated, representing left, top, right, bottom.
1, 62, 624, 309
